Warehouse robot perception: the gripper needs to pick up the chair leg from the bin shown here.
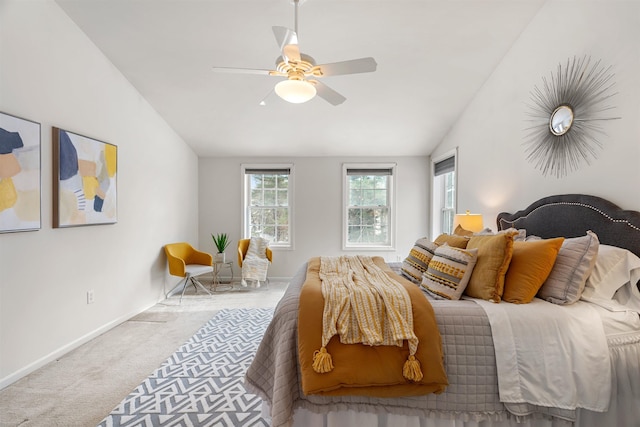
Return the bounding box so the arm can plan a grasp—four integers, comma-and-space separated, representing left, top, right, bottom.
190, 275, 213, 297
166, 276, 189, 303
180, 273, 191, 304
167, 274, 213, 303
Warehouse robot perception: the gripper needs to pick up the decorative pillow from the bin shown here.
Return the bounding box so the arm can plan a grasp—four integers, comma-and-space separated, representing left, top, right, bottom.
465, 232, 517, 302
475, 227, 527, 241
421, 245, 478, 300
582, 244, 640, 302
504, 228, 526, 242
401, 238, 439, 284
453, 225, 474, 237
537, 231, 599, 305
434, 233, 469, 248
471, 228, 494, 236
502, 237, 565, 304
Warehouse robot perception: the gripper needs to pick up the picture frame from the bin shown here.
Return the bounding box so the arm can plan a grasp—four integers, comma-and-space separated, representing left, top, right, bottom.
52, 127, 117, 228
0, 111, 41, 233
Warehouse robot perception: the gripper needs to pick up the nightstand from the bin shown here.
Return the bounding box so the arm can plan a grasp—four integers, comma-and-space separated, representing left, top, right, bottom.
212, 260, 234, 291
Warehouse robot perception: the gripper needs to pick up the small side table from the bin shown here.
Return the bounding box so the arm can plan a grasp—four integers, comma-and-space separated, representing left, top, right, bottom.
212, 261, 234, 291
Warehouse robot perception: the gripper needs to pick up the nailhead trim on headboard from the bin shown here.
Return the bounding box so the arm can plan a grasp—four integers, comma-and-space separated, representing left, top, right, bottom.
499, 202, 640, 233
496, 195, 640, 258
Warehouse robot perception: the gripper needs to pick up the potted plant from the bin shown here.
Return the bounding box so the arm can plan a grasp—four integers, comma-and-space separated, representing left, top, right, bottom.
211, 233, 231, 263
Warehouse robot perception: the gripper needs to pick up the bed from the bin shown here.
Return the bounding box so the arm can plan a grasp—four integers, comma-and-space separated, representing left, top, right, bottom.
245, 194, 640, 427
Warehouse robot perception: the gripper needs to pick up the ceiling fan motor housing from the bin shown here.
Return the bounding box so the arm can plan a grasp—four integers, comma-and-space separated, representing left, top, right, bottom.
275, 54, 322, 81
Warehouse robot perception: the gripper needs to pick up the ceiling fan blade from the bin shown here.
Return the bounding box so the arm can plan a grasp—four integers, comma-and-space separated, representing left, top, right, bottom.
312, 80, 346, 106
316, 57, 377, 77
212, 66, 274, 76
272, 26, 301, 63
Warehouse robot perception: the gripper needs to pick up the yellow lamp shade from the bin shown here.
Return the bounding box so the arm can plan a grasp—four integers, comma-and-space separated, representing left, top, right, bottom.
453, 210, 484, 233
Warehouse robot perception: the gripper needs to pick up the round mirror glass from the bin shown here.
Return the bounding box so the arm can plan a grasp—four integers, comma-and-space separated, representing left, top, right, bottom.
549, 105, 574, 136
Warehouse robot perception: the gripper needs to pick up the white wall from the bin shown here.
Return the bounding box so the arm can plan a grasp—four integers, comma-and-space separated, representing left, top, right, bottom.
5, 0, 637, 390
431, 0, 640, 225
0, 0, 199, 386
199, 156, 430, 278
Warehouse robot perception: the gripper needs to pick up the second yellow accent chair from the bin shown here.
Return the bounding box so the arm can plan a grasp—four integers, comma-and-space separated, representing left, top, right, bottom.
238, 238, 273, 288
237, 238, 273, 267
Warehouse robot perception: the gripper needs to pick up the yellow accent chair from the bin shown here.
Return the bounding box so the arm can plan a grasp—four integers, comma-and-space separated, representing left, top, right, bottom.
237, 239, 273, 266
237, 238, 273, 286
164, 242, 213, 303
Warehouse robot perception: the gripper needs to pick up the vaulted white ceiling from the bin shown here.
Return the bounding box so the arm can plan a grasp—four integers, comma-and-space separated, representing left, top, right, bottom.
55, 0, 545, 157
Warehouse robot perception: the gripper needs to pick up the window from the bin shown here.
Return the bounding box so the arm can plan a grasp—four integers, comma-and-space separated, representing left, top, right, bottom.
431, 151, 457, 237
242, 165, 293, 248
343, 163, 395, 250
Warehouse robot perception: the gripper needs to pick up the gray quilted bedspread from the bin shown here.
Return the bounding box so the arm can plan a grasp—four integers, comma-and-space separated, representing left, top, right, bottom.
244, 263, 507, 427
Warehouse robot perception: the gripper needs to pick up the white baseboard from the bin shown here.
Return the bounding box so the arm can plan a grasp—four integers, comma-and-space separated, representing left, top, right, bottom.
0, 301, 157, 390
0, 278, 292, 390
217, 276, 291, 283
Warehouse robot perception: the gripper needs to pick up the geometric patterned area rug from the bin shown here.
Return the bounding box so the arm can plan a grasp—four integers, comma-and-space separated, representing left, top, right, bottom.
98, 308, 273, 427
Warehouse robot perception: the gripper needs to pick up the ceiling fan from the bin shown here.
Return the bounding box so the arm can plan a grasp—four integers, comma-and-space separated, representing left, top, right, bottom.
212, 0, 377, 106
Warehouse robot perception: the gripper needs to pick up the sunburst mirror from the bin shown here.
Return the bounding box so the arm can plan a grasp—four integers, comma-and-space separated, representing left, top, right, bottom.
523, 55, 620, 178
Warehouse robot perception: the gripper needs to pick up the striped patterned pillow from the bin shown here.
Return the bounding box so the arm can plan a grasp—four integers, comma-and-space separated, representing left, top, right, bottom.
401, 238, 439, 284
421, 245, 478, 300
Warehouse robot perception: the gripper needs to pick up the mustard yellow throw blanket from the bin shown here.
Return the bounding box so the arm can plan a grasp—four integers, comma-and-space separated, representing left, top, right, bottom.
313, 256, 422, 381
298, 256, 448, 397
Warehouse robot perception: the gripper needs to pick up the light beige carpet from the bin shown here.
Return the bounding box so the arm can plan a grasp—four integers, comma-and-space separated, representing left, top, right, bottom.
0, 281, 288, 427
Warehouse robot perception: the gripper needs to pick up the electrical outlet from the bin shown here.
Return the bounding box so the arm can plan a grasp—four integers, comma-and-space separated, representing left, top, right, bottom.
87, 290, 95, 304
396, 255, 402, 262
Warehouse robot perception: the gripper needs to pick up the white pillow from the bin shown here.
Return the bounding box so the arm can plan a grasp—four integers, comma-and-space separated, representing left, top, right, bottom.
581, 245, 640, 312
475, 227, 527, 241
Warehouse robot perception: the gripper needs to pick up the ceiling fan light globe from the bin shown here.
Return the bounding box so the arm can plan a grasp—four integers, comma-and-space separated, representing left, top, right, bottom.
275, 79, 316, 103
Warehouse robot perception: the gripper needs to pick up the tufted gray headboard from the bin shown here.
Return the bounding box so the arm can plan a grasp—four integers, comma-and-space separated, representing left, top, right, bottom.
496, 194, 640, 258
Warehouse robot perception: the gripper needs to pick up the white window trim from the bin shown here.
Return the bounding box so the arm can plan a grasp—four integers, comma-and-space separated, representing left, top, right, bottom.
241, 163, 295, 250
430, 148, 457, 239
342, 162, 396, 251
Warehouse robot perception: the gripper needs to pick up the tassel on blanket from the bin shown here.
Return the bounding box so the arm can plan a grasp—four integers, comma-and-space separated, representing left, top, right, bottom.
312, 347, 334, 373
403, 355, 423, 382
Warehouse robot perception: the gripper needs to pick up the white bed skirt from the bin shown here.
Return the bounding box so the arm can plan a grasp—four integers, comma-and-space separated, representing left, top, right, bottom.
262, 333, 640, 427
288, 409, 572, 427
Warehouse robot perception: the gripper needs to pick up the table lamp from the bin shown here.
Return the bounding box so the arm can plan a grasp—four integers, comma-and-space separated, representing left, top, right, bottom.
453, 210, 484, 233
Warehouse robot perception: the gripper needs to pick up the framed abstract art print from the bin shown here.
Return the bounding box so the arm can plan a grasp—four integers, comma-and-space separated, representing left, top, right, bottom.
52, 127, 117, 228
0, 111, 41, 233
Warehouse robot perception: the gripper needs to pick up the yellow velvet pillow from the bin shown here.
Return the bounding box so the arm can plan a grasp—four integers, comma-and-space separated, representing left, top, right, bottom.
465, 232, 517, 302
434, 233, 469, 248
453, 225, 474, 237
502, 238, 565, 304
